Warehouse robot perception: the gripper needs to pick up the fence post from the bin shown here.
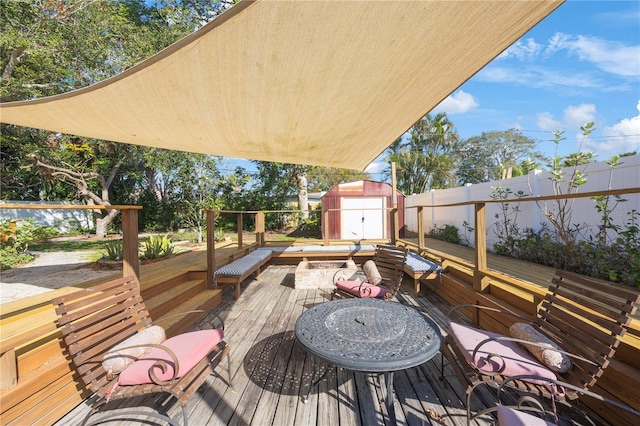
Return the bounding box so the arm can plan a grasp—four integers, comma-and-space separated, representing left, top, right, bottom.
207, 210, 216, 288
417, 206, 424, 249
121, 209, 139, 281
237, 213, 243, 249
391, 162, 399, 243
255, 211, 265, 246
473, 202, 490, 292
323, 209, 330, 246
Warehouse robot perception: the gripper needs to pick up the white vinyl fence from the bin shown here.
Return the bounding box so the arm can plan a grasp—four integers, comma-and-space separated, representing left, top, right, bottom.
405, 154, 640, 249
0, 201, 94, 232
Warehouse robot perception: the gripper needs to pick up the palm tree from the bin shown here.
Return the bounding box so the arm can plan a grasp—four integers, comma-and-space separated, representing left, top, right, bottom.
386, 112, 459, 194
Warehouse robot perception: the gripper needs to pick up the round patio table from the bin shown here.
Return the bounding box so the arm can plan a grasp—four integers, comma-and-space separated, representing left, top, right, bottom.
294, 298, 442, 416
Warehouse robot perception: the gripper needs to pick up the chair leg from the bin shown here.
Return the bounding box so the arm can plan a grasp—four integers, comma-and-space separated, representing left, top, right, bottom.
226, 350, 233, 388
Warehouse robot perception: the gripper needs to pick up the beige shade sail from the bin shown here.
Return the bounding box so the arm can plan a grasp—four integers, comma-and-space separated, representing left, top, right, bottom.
0, 0, 563, 171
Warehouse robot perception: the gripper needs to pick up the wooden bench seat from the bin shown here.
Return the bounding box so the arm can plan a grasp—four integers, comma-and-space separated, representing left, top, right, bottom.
404, 251, 443, 293
267, 244, 377, 263
51, 276, 231, 426
440, 269, 640, 424
214, 248, 273, 299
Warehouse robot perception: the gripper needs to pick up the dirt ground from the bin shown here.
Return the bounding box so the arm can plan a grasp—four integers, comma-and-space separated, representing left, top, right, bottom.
0, 250, 117, 305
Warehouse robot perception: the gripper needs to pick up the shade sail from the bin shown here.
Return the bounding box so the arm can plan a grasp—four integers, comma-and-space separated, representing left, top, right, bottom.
0, 0, 563, 171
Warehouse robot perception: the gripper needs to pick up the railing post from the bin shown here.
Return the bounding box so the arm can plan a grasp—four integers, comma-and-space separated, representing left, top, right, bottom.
323, 209, 330, 246
121, 209, 139, 281
473, 202, 489, 292
417, 206, 424, 249
255, 211, 265, 246
207, 210, 216, 288
237, 213, 243, 249
391, 162, 399, 244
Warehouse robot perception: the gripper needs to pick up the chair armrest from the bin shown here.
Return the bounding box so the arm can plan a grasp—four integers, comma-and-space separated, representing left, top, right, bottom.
103, 343, 180, 384
332, 269, 365, 284
446, 304, 531, 325
472, 335, 597, 371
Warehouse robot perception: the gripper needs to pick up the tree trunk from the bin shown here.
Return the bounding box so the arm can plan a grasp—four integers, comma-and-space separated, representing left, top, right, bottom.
296, 171, 309, 220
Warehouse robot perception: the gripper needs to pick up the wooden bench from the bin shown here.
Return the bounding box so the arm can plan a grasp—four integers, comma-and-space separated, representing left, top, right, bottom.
214, 248, 272, 299
267, 244, 376, 263
52, 275, 231, 426
440, 269, 640, 424
403, 251, 443, 293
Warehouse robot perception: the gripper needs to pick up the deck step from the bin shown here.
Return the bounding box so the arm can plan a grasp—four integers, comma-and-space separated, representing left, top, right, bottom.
159, 289, 223, 337
145, 277, 207, 320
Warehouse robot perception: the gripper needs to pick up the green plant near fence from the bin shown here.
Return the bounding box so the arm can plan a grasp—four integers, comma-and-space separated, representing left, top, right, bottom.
103, 240, 123, 261
140, 235, 175, 260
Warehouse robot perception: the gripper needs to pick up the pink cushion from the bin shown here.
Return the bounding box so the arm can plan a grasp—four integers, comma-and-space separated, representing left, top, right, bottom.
335, 280, 388, 299
497, 406, 554, 426
118, 329, 224, 385
448, 322, 556, 384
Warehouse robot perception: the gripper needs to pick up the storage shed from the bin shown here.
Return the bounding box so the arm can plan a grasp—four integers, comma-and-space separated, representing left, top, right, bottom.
321, 180, 405, 240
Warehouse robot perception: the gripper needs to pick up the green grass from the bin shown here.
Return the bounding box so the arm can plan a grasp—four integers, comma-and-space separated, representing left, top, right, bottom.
28, 238, 117, 252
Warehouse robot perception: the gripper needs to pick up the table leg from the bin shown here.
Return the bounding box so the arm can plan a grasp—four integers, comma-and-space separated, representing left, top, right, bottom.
383, 371, 396, 423
302, 356, 331, 404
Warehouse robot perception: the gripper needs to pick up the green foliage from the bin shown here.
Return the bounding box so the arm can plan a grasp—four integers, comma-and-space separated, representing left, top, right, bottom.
0, 246, 34, 270
214, 228, 226, 242
0, 219, 39, 251
0, 218, 56, 269
140, 235, 175, 260
489, 185, 527, 254
428, 224, 460, 245
488, 135, 638, 287
104, 240, 123, 261
386, 112, 459, 194
457, 129, 546, 184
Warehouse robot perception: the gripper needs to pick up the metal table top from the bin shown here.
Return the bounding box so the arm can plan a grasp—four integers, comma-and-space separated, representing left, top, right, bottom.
294, 298, 442, 373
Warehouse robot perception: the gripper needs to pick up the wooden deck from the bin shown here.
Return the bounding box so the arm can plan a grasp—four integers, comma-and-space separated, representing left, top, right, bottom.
54, 265, 608, 426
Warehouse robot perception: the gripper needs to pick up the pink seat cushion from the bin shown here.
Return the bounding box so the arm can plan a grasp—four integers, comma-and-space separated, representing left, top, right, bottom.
118, 328, 224, 386
497, 406, 554, 426
335, 280, 388, 299
448, 322, 556, 384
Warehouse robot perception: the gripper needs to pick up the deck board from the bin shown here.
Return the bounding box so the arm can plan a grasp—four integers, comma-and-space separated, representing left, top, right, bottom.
54, 264, 610, 426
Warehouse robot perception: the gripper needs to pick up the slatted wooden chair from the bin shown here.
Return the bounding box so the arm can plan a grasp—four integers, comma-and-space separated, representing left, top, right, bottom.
493, 375, 640, 425
332, 244, 408, 300
439, 269, 640, 425
52, 276, 232, 426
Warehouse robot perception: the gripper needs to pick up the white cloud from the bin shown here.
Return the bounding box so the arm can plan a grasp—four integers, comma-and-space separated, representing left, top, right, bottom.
432, 90, 479, 114
536, 112, 562, 132
499, 38, 542, 60
365, 160, 387, 175
545, 33, 640, 77
583, 100, 640, 154
478, 66, 600, 90
563, 104, 597, 130
536, 104, 596, 133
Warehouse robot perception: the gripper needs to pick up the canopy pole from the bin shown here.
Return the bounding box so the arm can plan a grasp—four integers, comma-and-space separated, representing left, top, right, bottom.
391, 162, 399, 244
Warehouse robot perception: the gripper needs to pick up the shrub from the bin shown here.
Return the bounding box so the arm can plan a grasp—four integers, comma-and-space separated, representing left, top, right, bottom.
140, 235, 175, 260
0, 246, 35, 270
214, 228, 226, 242
104, 240, 123, 261
428, 224, 460, 245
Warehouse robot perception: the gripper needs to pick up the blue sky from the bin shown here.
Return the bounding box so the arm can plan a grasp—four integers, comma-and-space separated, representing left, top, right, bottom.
362, 0, 640, 177
224, 1, 640, 178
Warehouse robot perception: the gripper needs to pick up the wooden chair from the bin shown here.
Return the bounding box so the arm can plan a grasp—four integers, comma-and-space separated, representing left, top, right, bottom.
439, 270, 640, 425
493, 375, 640, 425
332, 244, 408, 300
52, 276, 232, 426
